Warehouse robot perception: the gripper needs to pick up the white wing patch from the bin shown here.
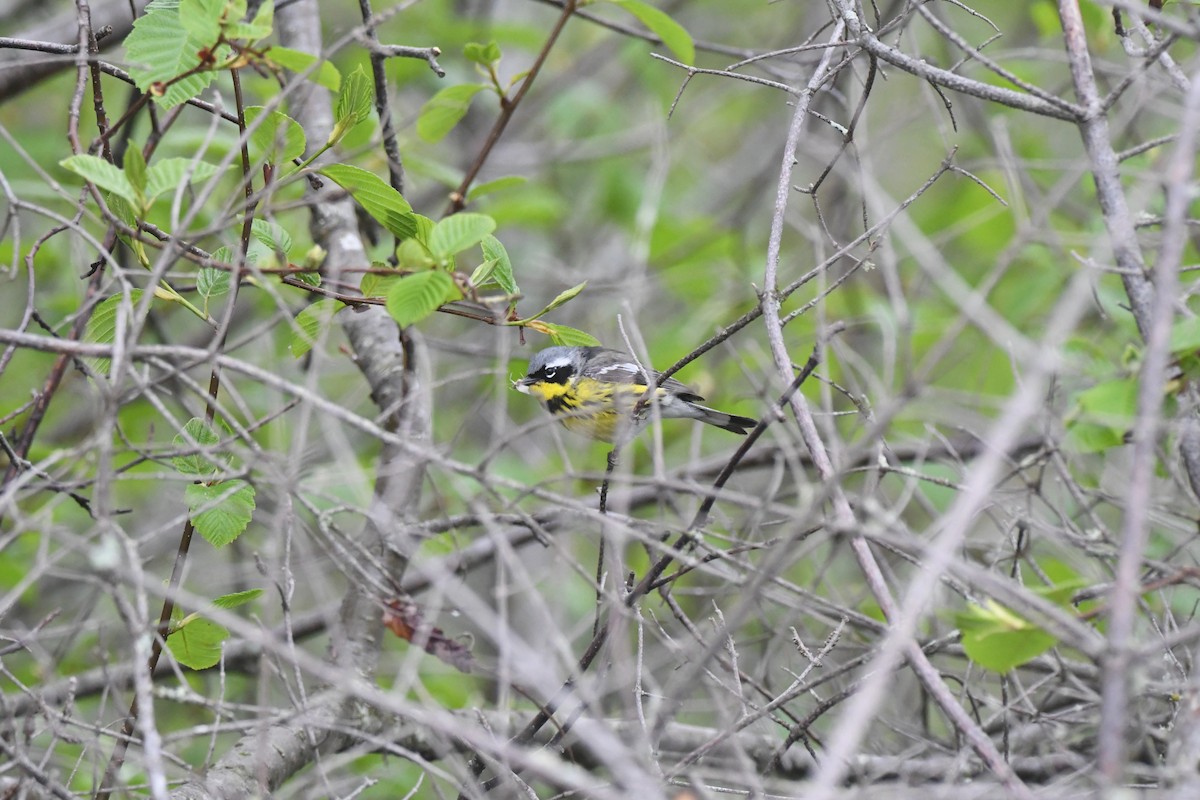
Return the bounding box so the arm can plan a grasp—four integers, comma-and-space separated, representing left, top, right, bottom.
594, 363, 641, 377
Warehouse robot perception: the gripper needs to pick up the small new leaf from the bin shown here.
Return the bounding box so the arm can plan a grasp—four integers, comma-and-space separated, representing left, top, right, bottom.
330, 65, 373, 145
463, 40, 502, 66
212, 588, 264, 609
479, 235, 518, 295
544, 323, 602, 347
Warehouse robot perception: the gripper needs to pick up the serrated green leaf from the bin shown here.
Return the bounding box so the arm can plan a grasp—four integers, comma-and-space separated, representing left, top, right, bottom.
166, 616, 228, 669
172, 417, 222, 475
360, 272, 400, 298
196, 267, 231, 313
263, 46, 341, 90
544, 323, 602, 347
319, 164, 416, 240
186, 480, 255, 547
479, 235, 518, 295
429, 213, 496, 260
244, 106, 306, 166
385, 271, 460, 327
290, 299, 343, 357
417, 83, 488, 142
83, 290, 145, 373
124, 0, 219, 108
212, 588, 263, 609
468, 175, 527, 201
330, 65, 373, 145
61, 155, 136, 205
144, 158, 226, 204
606, 0, 695, 63
250, 217, 292, 259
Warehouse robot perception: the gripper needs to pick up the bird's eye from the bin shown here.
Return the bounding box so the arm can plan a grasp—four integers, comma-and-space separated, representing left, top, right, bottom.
543, 367, 557, 379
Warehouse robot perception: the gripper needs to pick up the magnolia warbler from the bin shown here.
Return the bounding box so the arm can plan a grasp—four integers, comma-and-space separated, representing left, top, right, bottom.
514, 345, 757, 443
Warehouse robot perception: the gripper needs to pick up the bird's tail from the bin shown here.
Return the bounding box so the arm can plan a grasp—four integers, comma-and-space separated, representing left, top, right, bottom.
688, 404, 757, 435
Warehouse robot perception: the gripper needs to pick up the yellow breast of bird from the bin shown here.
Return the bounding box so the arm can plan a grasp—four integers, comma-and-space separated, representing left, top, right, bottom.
526, 377, 652, 442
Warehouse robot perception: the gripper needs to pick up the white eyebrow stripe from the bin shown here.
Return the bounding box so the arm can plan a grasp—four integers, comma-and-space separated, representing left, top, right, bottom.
544, 358, 572, 369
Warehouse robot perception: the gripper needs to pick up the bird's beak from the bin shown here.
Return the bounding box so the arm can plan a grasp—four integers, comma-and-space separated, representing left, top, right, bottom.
513, 376, 533, 394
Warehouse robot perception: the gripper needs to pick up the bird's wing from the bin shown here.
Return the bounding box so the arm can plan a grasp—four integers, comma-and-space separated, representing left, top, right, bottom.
587, 350, 703, 401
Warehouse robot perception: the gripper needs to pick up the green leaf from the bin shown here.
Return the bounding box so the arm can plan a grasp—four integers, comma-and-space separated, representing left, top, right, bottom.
144, 158, 226, 204
417, 83, 488, 142
1064, 421, 1124, 454
290, 299, 344, 357
429, 213, 496, 260
83, 290, 145, 373
1075, 378, 1138, 429
318, 164, 416, 240
178, 0, 223, 44
123, 146, 148, 206
479, 235, 518, 294
224, 0, 273, 40
60, 155, 136, 205
518, 281, 587, 322
544, 322, 602, 347
464, 41, 502, 66
263, 46, 341, 90
124, 0, 219, 108
186, 479, 256, 547
166, 616, 228, 669
1171, 317, 1200, 354
469, 259, 499, 288
360, 271, 400, 298
250, 218, 293, 258
244, 106, 306, 166
196, 267, 231, 314
385, 271, 460, 327
955, 599, 1057, 673
172, 417, 221, 476
468, 175, 527, 201
212, 588, 264, 609
606, 0, 695, 63
330, 65, 373, 145
107, 193, 150, 265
